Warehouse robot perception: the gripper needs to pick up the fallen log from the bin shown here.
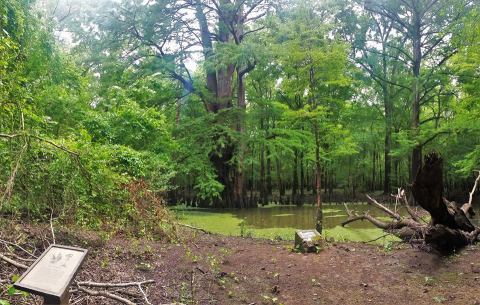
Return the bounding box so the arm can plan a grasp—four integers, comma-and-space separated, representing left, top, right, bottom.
342, 152, 480, 253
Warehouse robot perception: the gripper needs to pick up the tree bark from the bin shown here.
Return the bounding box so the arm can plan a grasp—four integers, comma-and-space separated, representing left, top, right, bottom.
314, 123, 323, 233
260, 132, 267, 205
292, 150, 299, 204
410, 3, 423, 181
276, 156, 285, 197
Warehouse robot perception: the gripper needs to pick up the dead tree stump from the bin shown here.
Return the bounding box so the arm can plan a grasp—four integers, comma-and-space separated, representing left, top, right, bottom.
342, 152, 480, 253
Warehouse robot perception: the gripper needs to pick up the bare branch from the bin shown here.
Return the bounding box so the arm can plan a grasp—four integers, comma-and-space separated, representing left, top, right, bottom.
77, 280, 155, 288
365, 194, 401, 220
461, 170, 480, 217
77, 286, 135, 305
0, 253, 28, 269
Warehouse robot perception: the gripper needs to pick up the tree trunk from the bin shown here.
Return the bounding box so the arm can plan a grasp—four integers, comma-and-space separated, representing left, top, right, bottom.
372, 143, 376, 191
412, 153, 475, 232
314, 123, 323, 233
300, 152, 305, 204
410, 8, 422, 182
234, 69, 247, 208
267, 147, 272, 197
260, 122, 267, 205
292, 150, 299, 204
276, 156, 285, 197
343, 152, 480, 253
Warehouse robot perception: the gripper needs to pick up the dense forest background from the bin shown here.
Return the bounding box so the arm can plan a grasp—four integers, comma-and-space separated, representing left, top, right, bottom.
1, 0, 480, 229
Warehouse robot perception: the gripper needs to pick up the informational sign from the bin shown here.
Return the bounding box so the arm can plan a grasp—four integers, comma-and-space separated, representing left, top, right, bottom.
294, 229, 322, 253
297, 230, 319, 242
14, 245, 88, 300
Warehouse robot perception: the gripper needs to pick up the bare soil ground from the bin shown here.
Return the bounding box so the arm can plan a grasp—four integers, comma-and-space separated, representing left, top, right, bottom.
1, 221, 480, 305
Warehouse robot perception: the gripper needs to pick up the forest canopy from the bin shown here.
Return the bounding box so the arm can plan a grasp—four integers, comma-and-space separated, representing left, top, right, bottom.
1, 0, 480, 230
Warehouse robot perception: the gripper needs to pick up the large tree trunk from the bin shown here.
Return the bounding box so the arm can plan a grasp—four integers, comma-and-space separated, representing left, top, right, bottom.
412, 153, 475, 232
234, 67, 247, 208
196, 0, 250, 208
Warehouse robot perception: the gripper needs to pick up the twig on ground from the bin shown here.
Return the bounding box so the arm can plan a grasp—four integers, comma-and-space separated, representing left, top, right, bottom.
363, 234, 391, 243
176, 223, 211, 234
138, 283, 152, 305
77, 280, 155, 288
0, 253, 28, 269
76, 280, 157, 305
3, 252, 36, 262
0, 238, 37, 258
77, 286, 136, 305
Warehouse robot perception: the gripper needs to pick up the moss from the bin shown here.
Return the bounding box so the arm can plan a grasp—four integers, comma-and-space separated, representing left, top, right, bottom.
173, 207, 401, 244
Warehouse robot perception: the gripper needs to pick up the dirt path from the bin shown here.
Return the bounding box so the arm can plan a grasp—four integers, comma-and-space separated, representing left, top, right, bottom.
2, 224, 480, 305
169, 233, 480, 305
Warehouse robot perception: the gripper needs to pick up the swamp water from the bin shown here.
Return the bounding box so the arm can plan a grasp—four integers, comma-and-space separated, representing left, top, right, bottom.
173, 204, 411, 244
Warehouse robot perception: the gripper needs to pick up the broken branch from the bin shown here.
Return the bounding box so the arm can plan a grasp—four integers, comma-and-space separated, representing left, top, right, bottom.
77, 286, 135, 305
77, 280, 155, 288
365, 194, 402, 220
461, 170, 480, 217
176, 222, 211, 234
0, 253, 28, 269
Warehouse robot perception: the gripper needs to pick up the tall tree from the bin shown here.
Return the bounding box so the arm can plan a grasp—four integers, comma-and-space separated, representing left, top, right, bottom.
364, 0, 474, 180
271, 2, 354, 231
67, 0, 272, 207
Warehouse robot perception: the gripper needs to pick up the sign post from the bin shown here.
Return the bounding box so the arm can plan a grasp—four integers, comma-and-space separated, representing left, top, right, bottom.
14, 245, 88, 305
294, 229, 322, 252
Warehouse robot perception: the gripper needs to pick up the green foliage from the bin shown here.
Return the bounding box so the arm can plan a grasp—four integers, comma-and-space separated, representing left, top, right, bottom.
2, 0, 480, 232
0, 0, 176, 237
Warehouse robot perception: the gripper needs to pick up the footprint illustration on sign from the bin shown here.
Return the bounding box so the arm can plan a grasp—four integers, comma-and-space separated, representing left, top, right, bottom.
61, 253, 74, 267
50, 252, 63, 264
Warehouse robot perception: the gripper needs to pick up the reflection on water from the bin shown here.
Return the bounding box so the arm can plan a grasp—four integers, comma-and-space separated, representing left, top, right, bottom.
228, 204, 480, 230
174, 203, 480, 242
230, 204, 396, 230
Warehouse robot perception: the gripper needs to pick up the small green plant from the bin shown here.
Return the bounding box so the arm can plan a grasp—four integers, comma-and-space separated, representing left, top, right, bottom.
261, 294, 279, 304
424, 276, 435, 286
184, 246, 200, 263
179, 281, 193, 304
383, 241, 394, 252
136, 262, 154, 271
240, 221, 246, 237
100, 256, 110, 269
206, 254, 220, 273
433, 296, 447, 303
